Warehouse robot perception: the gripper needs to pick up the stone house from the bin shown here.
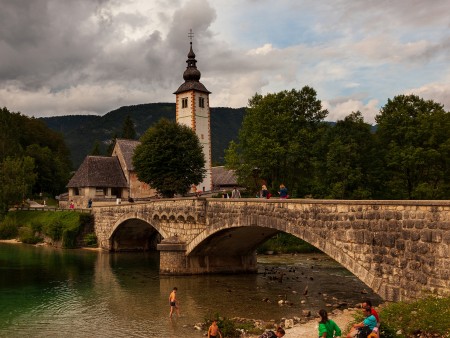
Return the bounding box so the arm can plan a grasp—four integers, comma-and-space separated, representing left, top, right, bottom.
63, 139, 157, 208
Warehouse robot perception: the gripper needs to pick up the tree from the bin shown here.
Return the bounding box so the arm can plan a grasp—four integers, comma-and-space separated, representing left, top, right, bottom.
121, 115, 137, 139
375, 94, 450, 199
314, 112, 382, 199
0, 156, 36, 218
90, 141, 102, 155
132, 118, 206, 198
225, 87, 328, 197
0, 107, 72, 197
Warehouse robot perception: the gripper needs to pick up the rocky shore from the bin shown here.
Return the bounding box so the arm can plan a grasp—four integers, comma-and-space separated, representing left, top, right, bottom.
243, 308, 357, 337
194, 308, 357, 337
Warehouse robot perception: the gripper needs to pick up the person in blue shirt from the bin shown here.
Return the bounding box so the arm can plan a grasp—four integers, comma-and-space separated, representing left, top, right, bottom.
346, 307, 377, 337
278, 184, 288, 198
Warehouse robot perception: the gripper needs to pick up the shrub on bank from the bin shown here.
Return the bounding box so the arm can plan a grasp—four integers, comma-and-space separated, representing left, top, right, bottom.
0, 217, 18, 239
1, 211, 93, 248
378, 296, 450, 337
18, 226, 42, 244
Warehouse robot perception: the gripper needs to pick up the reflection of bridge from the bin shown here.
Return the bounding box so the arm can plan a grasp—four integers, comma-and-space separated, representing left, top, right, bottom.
92, 198, 450, 302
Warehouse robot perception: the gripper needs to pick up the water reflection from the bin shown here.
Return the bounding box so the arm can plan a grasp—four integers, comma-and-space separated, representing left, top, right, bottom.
0, 243, 382, 338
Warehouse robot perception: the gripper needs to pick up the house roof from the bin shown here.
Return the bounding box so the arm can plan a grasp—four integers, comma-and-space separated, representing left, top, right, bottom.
115, 139, 140, 171
211, 166, 238, 187
67, 156, 128, 188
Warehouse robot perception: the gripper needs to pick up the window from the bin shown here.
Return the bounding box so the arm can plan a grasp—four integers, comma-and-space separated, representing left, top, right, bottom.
182, 98, 188, 108
199, 97, 205, 108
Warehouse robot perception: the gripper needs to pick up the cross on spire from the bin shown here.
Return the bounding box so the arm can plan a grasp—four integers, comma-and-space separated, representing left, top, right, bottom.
188, 29, 194, 43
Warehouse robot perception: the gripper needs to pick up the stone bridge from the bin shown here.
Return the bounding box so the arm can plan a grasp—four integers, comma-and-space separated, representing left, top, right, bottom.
92, 198, 450, 302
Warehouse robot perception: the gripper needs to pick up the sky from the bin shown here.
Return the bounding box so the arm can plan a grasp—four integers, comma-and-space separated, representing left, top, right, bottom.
0, 0, 449, 124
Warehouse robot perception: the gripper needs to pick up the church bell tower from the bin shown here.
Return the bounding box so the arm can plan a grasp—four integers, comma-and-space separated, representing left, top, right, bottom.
174, 30, 212, 192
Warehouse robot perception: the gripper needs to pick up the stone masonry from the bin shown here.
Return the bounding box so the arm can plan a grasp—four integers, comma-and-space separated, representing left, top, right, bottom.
93, 198, 450, 302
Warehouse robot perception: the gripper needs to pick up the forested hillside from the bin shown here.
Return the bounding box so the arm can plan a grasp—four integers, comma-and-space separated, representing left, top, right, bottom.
41, 103, 246, 167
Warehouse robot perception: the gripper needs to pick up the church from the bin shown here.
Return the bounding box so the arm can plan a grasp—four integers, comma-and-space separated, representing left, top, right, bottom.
62, 34, 236, 208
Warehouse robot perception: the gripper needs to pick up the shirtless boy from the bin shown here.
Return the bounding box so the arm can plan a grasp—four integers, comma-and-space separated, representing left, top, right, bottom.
208, 319, 222, 338
169, 287, 180, 318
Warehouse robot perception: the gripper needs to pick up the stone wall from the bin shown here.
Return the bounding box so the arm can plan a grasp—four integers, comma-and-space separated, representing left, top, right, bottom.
92, 198, 450, 302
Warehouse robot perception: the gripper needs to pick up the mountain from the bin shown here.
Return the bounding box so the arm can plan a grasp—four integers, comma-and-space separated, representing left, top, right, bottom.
41, 103, 246, 168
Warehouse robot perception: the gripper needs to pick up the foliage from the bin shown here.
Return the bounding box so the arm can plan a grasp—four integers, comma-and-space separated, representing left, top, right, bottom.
375, 95, 450, 199
2, 211, 90, 248
0, 217, 19, 239
45, 220, 63, 241
313, 112, 383, 199
133, 118, 206, 198
204, 313, 243, 338
378, 296, 450, 337
0, 107, 72, 199
0, 156, 36, 218
225, 87, 328, 197
121, 115, 137, 139
90, 141, 102, 155
83, 233, 98, 247
18, 226, 42, 244
257, 233, 320, 254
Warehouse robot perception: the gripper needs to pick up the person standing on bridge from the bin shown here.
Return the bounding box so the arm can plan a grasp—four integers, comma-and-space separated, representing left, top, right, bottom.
278, 184, 288, 199
231, 187, 241, 198
169, 287, 180, 318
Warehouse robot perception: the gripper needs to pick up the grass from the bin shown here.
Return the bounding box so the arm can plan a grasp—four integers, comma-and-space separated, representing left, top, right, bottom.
378, 296, 450, 337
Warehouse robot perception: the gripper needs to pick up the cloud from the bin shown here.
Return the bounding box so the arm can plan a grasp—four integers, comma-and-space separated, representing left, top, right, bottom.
0, 0, 448, 120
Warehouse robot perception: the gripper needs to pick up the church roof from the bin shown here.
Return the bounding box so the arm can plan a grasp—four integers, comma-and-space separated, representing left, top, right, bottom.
212, 166, 238, 187
174, 81, 211, 94
67, 156, 128, 188
115, 138, 140, 171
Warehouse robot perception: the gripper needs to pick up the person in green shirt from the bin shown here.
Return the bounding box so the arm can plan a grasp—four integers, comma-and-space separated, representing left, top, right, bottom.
318, 309, 342, 338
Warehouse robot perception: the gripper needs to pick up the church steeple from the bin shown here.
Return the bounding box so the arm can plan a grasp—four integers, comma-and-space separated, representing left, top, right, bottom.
174, 29, 213, 193
183, 42, 201, 82
174, 30, 210, 95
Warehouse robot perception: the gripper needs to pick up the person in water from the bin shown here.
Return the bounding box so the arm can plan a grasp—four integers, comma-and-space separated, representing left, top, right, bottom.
168, 287, 180, 318
207, 319, 222, 338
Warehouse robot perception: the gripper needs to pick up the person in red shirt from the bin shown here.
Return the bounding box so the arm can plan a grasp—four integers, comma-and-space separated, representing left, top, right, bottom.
362, 300, 379, 322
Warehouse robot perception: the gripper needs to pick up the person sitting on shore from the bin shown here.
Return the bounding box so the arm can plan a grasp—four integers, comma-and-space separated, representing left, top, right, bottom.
259, 327, 285, 338
346, 306, 377, 338
362, 299, 380, 337
318, 309, 341, 337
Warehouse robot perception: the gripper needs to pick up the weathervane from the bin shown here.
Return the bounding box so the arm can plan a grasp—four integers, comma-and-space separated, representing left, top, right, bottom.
188, 29, 194, 43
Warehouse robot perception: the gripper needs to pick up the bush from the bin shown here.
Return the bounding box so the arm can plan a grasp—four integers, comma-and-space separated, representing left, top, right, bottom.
0, 218, 19, 239
18, 226, 42, 244
62, 227, 79, 248
45, 220, 63, 241
379, 296, 450, 337
204, 313, 242, 338
31, 220, 43, 233
83, 233, 98, 247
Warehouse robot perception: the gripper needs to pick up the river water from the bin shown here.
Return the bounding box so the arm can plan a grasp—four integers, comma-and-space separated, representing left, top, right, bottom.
0, 243, 382, 337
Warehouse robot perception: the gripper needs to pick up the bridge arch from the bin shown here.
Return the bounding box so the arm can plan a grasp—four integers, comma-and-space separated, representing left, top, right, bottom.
109, 213, 169, 252
186, 221, 382, 296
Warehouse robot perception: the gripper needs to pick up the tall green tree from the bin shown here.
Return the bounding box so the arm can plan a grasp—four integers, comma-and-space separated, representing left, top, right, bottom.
0, 107, 72, 196
225, 87, 328, 197
314, 112, 381, 199
132, 118, 206, 198
0, 156, 36, 218
121, 115, 137, 139
90, 141, 102, 155
375, 94, 450, 199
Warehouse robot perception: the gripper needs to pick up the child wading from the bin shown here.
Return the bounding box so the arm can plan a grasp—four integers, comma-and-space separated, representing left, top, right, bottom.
169, 287, 180, 318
